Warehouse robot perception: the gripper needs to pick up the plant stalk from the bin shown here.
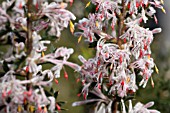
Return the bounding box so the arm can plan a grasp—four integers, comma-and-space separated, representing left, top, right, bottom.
117, 0, 126, 47
26, 0, 33, 55
113, 0, 126, 112
26, 0, 33, 90
112, 100, 118, 113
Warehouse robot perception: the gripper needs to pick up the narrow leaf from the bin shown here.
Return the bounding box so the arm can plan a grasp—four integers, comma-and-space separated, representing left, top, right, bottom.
54, 91, 59, 98
85, 1, 91, 8
70, 21, 74, 34
0, 105, 6, 111
151, 76, 154, 88
155, 64, 159, 74
161, 7, 166, 14
78, 35, 82, 43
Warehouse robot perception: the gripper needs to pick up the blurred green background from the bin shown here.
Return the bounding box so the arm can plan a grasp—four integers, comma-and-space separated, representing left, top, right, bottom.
0, 0, 170, 113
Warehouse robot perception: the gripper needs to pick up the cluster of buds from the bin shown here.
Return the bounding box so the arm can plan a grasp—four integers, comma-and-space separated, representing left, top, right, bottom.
73, 0, 164, 113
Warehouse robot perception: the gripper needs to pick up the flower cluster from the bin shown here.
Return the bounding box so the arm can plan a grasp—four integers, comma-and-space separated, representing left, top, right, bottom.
73, 0, 164, 112
39, 2, 76, 37
0, 0, 79, 113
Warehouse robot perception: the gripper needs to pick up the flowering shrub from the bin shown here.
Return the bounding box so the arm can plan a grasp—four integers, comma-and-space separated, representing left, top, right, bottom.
0, 0, 166, 113
73, 0, 165, 113
0, 0, 80, 112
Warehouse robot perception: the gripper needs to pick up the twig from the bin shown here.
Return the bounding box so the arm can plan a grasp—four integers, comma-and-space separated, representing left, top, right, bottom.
113, 0, 126, 112
117, 0, 126, 47
112, 100, 118, 113
26, 0, 33, 55
26, 0, 33, 90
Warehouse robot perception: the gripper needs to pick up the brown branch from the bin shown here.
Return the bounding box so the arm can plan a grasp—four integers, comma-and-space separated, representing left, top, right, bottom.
112, 100, 118, 113
113, 0, 126, 112
26, 0, 33, 55
26, 0, 33, 90
117, 0, 126, 47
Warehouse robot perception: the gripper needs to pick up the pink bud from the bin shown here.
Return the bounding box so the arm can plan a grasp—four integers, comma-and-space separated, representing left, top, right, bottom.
89, 36, 93, 42
109, 81, 113, 85
139, 49, 144, 58
123, 38, 127, 43
144, 44, 147, 50
70, 0, 73, 6
136, 2, 140, 8
154, 15, 158, 24
99, 73, 102, 79
96, 4, 99, 11
119, 55, 123, 64
98, 84, 101, 89
7, 90, 12, 95
111, 24, 114, 30
2, 91, 6, 98
27, 89, 32, 96
128, 3, 130, 9
19, 2, 22, 9
77, 93, 81, 97
26, 66, 29, 73
83, 93, 87, 100
38, 105, 42, 111
54, 79, 59, 84
64, 71, 68, 80
121, 80, 124, 86
97, 60, 100, 66
139, 18, 143, 23
56, 104, 61, 111
76, 78, 80, 83
36, 1, 39, 10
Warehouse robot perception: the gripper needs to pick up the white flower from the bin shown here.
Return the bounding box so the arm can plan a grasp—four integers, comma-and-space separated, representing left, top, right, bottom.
40, 2, 76, 37
54, 47, 74, 60
32, 31, 51, 52
51, 64, 63, 78
48, 97, 56, 112
133, 101, 160, 113
142, 7, 148, 23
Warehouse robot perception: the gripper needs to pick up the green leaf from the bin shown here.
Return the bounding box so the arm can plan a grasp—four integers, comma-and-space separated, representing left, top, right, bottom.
89, 82, 97, 90
54, 91, 59, 98
6, 97, 11, 103
0, 105, 6, 111
3, 61, 10, 72
44, 89, 53, 97
61, 108, 68, 111
0, 72, 5, 78
57, 101, 67, 106
50, 44, 56, 53
89, 41, 97, 48
0, 29, 9, 38
50, 88, 54, 93
94, 33, 101, 40
124, 94, 135, 102
7, 1, 15, 13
